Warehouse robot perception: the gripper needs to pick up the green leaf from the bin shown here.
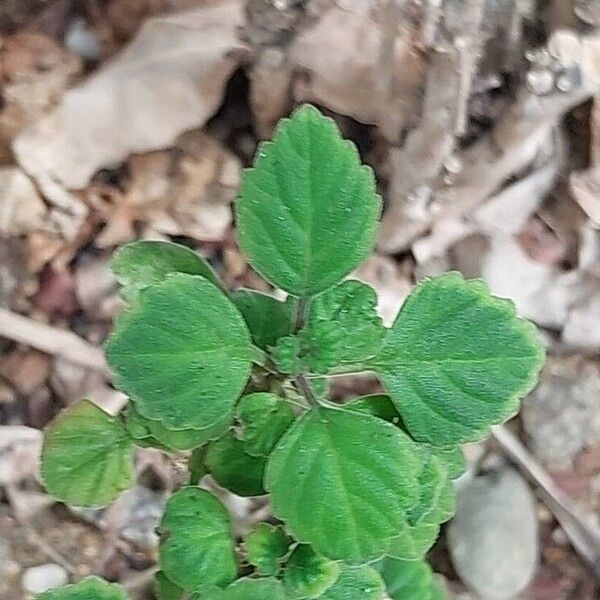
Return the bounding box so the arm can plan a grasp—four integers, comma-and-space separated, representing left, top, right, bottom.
283, 544, 340, 599
125, 403, 232, 452
236, 104, 381, 297
236, 393, 295, 457
346, 394, 401, 424
106, 273, 253, 430
35, 577, 128, 600
245, 523, 290, 577
386, 521, 440, 561
379, 558, 434, 600
232, 290, 293, 349
159, 488, 237, 591
112, 240, 220, 302
431, 445, 466, 479
370, 273, 545, 445
155, 572, 184, 600
266, 407, 421, 563
205, 432, 267, 496
320, 565, 385, 600
188, 446, 209, 484
273, 281, 385, 374
41, 400, 135, 507
198, 578, 286, 600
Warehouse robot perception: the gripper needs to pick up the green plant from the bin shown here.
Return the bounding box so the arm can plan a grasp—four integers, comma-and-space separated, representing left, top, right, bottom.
39, 106, 544, 599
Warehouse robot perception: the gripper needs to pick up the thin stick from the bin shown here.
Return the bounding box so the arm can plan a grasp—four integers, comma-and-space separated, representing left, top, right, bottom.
0, 308, 108, 374
492, 425, 600, 579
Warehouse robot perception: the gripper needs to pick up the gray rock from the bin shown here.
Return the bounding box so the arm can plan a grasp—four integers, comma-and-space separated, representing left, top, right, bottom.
22, 563, 68, 594
448, 468, 538, 600
522, 360, 600, 469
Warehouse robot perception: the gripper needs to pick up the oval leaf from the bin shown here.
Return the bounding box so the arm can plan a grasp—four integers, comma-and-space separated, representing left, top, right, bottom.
36, 577, 128, 600
41, 400, 135, 507
159, 488, 237, 591
237, 393, 295, 457
205, 432, 267, 496
106, 273, 253, 430
245, 523, 290, 577
266, 407, 421, 563
370, 273, 544, 445
112, 240, 220, 302
232, 290, 293, 349
321, 565, 385, 600
283, 544, 340, 599
236, 105, 381, 296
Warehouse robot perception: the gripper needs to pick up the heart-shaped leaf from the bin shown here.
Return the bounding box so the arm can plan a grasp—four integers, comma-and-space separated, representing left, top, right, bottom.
198, 578, 286, 600
35, 577, 128, 600
245, 523, 290, 577
266, 407, 421, 563
283, 544, 340, 599
236, 105, 381, 297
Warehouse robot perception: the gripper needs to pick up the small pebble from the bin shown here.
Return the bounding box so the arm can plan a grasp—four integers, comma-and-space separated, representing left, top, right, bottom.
22, 563, 68, 594
526, 69, 554, 95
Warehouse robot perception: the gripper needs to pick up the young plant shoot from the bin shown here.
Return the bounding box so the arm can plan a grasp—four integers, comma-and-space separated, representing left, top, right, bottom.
40, 106, 545, 600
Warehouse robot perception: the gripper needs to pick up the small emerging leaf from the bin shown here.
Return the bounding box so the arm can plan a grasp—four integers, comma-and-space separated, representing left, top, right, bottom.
273, 280, 385, 374
35, 577, 128, 600
41, 400, 135, 507
283, 544, 340, 599
370, 273, 545, 445
198, 578, 286, 600
266, 407, 421, 563
320, 565, 385, 600
236, 393, 295, 457
188, 446, 209, 485
125, 403, 232, 451
233, 290, 294, 349
236, 105, 381, 296
347, 394, 401, 424
112, 240, 220, 302
159, 488, 237, 591
205, 432, 267, 496
245, 523, 290, 577
106, 273, 253, 430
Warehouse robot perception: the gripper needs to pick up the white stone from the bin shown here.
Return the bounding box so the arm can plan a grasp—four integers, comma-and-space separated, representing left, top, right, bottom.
22, 564, 68, 594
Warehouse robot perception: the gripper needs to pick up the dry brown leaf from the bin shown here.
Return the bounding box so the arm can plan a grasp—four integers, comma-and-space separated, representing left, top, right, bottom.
0, 167, 48, 237
0, 349, 51, 396
0, 425, 42, 486
0, 33, 81, 156
14, 1, 247, 190
291, 4, 422, 130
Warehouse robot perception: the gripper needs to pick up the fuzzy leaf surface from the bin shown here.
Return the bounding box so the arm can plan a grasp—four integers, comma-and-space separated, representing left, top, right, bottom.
273, 280, 385, 374
159, 488, 236, 591
155, 572, 184, 600
237, 393, 295, 457
283, 544, 340, 599
36, 577, 128, 600
106, 273, 252, 430
41, 400, 134, 507
370, 273, 544, 445
379, 558, 434, 600
198, 578, 286, 600
112, 240, 220, 302
232, 290, 293, 349
245, 523, 290, 577
236, 105, 381, 296
205, 432, 266, 496
320, 565, 385, 600
266, 407, 421, 563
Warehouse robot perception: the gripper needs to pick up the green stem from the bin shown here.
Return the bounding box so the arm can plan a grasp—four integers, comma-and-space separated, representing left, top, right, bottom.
292, 297, 310, 332
295, 373, 320, 408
